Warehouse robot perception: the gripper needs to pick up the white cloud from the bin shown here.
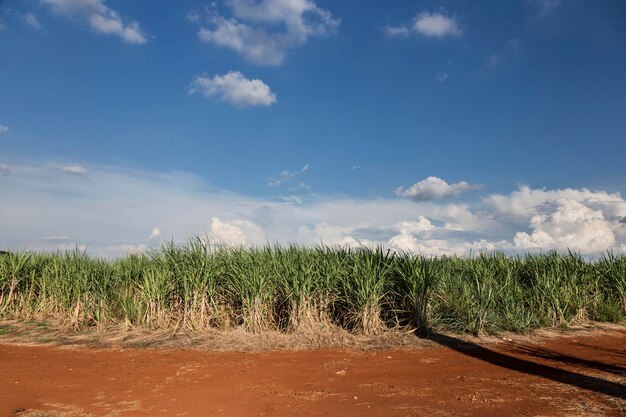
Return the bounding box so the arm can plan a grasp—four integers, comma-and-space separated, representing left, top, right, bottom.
485, 186, 626, 254
384, 26, 409, 38
193, 0, 339, 65
337, 235, 361, 248
413, 10, 462, 38
389, 234, 511, 257
48, 163, 87, 175
395, 176, 481, 202
0, 164, 10, 176
189, 71, 276, 107
436, 72, 449, 82
63, 165, 87, 175
485, 186, 626, 222
1, 162, 624, 256
0, 125, 8, 134
197, 18, 287, 66
385, 9, 461, 41
514, 199, 616, 253
210, 217, 265, 247
25, 13, 42, 29
149, 227, 161, 240
104, 243, 148, 255
0, 19, 6, 31
383, 215, 511, 256
267, 164, 309, 187
42, 0, 147, 44
394, 216, 436, 235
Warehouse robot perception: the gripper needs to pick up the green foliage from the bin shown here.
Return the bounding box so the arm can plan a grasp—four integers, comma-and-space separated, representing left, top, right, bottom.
0, 243, 624, 335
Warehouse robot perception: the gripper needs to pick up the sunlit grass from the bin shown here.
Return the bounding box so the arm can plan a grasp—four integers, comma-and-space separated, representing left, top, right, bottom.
0, 241, 624, 335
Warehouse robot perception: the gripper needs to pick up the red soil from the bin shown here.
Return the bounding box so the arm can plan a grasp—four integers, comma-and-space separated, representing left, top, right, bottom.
2, 327, 625, 417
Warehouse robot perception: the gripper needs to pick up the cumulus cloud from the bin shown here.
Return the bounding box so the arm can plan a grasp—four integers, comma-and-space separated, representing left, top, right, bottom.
192, 0, 339, 65
0, 125, 8, 134
189, 71, 276, 107
413, 10, 462, 38
0, 164, 10, 176
267, 164, 309, 187
389, 234, 511, 257
485, 186, 626, 222
436, 73, 449, 82
485, 186, 626, 253
386, 9, 462, 41
210, 217, 265, 247
513, 199, 615, 252
149, 227, 161, 240
42, 0, 147, 44
1, 161, 624, 256
25, 13, 42, 29
394, 216, 436, 235
103, 244, 148, 255
337, 215, 511, 257
395, 176, 481, 202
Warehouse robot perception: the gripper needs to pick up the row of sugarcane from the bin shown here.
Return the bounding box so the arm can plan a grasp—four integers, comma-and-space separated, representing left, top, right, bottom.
0, 240, 624, 335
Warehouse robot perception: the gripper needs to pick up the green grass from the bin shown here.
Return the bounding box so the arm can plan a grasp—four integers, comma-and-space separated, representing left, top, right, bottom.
0, 242, 624, 336
0, 324, 13, 335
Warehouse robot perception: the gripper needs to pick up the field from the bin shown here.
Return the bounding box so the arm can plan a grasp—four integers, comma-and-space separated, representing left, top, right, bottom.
1, 242, 624, 336
2, 243, 625, 416
2, 325, 625, 416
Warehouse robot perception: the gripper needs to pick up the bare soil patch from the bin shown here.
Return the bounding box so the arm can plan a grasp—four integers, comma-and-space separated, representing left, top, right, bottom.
1, 324, 624, 416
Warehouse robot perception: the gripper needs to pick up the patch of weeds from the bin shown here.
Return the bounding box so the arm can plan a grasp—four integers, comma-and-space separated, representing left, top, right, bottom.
0, 324, 14, 335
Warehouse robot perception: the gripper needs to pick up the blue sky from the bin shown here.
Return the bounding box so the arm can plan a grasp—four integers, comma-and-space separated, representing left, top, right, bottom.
1, 0, 625, 256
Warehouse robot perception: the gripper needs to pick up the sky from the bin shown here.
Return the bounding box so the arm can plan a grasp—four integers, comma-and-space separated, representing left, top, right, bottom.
1, 0, 625, 257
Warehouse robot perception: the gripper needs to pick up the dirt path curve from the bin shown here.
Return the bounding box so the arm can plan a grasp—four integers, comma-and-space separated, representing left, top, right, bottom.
2, 327, 625, 417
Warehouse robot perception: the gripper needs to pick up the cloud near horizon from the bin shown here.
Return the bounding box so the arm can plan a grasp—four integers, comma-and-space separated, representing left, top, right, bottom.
42, 0, 147, 44
47, 163, 87, 175
395, 176, 481, 202
0, 162, 624, 257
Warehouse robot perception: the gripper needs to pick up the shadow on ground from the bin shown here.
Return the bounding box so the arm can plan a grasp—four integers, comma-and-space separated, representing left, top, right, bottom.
504, 343, 626, 377
427, 332, 626, 400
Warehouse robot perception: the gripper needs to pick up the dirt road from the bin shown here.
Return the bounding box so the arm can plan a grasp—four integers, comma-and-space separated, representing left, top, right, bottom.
2, 327, 625, 416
